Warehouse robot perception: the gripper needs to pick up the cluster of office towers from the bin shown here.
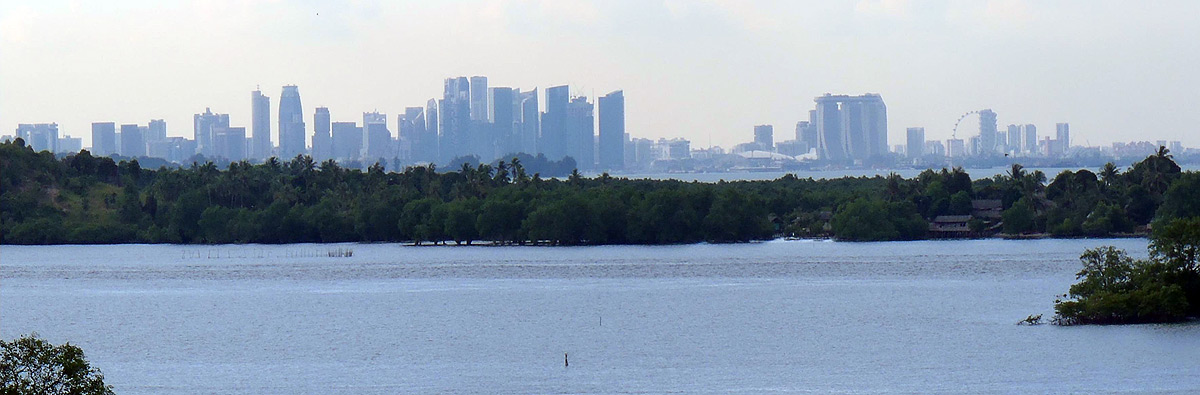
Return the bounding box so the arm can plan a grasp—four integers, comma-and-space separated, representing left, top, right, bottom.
128, 77, 630, 170
732, 94, 889, 164
903, 109, 1072, 160
12, 123, 83, 154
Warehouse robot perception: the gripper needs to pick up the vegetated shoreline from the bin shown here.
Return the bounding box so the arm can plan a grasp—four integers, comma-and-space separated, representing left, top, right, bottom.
3, 138, 1198, 246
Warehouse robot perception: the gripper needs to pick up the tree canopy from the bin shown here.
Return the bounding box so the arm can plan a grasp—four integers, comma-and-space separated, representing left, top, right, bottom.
0, 334, 114, 395
2, 140, 1197, 245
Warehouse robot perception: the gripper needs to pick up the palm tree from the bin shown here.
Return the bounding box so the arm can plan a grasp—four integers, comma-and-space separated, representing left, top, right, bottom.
1099, 162, 1120, 193
1007, 163, 1026, 182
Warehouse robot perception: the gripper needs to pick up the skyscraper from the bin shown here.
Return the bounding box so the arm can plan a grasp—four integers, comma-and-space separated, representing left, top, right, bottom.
362, 112, 390, 161
566, 95, 595, 170
598, 90, 625, 170
978, 109, 997, 156
119, 124, 145, 157
251, 89, 271, 159
518, 89, 539, 156
57, 135, 82, 153
331, 122, 361, 161
814, 94, 887, 162
398, 107, 431, 164
1021, 124, 1038, 155
796, 120, 817, 153
541, 85, 570, 160
278, 85, 306, 159
426, 99, 439, 161
753, 125, 774, 151
440, 77, 471, 163
906, 127, 925, 158
1056, 123, 1070, 153
490, 87, 516, 158
469, 76, 489, 122
16, 123, 59, 153
147, 119, 167, 143
312, 107, 331, 162
193, 108, 229, 156
91, 122, 117, 156
1006, 124, 1021, 152
212, 126, 246, 160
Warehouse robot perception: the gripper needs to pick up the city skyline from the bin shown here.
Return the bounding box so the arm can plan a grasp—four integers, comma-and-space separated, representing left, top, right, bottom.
3, 1, 1199, 151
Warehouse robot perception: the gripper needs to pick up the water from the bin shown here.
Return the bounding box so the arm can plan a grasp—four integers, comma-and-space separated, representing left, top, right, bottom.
3, 239, 1198, 394
614, 164, 1200, 182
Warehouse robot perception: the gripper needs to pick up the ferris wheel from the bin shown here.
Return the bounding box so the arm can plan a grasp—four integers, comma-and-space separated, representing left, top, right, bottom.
951, 110, 983, 140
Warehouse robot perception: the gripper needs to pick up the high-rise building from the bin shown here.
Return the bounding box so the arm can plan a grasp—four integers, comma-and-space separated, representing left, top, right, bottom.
440, 77, 471, 163
566, 96, 595, 170
813, 94, 887, 162
652, 138, 691, 160
278, 85, 306, 159
362, 112, 390, 161
331, 122, 362, 161
518, 89, 539, 156
1006, 124, 1021, 152
925, 140, 946, 157
57, 135, 82, 153
490, 87, 516, 158
469, 76, 489, 122
796, 120, 817, 152
753, 125, 774, 151
119, 124, 145, 157
906, 127, 925, 158
978, 109, 998, 156
541, 85, 570, 160
152, 137, 196, 163
212, 126, 246, 160
1020, 124, 1037, 155
16, 123, 59, 153
425, 99, 439, 161
598, 90, 625, 170
312, 107, 331, 162
398, 107, 431, 164
193, 108, 229, 156
251, 89, 271, 159
947, 138, 966, 158
147, 119, 167, 143
91, 122, 117, 156
1056, 123, 1070, 153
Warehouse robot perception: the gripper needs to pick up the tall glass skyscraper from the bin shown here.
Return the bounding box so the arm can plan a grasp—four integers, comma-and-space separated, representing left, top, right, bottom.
251, 89, 271, 159
312, 107, 331, 161
469, 76, 489, 122
440, 77, 471, 163
278, 85, 306, 159
541, 85, 570, 161
598, 90, 625, 170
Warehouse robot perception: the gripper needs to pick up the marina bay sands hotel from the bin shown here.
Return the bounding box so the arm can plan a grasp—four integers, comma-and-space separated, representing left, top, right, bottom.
813, 93, 888, 163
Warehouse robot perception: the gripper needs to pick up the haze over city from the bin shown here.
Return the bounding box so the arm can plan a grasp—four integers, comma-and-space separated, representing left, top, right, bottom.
2, 0, 1199, 150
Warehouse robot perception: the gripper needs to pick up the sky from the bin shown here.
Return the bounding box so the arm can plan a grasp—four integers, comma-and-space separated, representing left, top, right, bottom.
2, 0, 1199, 151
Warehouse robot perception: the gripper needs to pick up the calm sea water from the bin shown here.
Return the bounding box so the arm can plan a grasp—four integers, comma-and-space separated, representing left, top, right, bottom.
618, 164, 1200, 182
3, 239, 1198, 394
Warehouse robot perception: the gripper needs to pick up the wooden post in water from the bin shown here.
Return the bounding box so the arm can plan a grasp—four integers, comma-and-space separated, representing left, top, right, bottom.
564, 352, 568, 367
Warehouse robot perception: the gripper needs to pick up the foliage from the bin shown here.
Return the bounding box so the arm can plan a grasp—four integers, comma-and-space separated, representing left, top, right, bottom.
830, 198, 926, 241
0, 334, 114, 395
2, 140, 1199, 245
1054, 218, 1200, 325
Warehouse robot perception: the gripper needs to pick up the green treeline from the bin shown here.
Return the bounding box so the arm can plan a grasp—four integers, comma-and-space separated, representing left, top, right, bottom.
2, 138, 1198, 245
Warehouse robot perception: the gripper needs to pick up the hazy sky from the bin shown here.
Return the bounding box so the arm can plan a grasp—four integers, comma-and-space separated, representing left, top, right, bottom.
2, 0, 1199, 150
